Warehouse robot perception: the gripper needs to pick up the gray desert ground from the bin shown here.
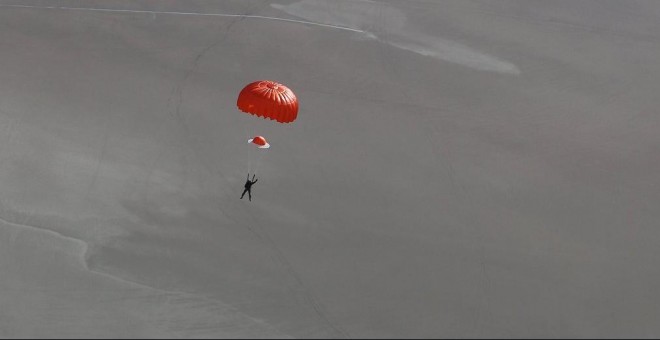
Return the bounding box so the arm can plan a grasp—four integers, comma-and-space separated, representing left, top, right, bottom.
1, 0, 660, 338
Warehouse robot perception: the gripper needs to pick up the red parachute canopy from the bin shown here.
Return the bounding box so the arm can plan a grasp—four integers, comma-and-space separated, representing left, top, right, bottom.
237, 80, 298, 123
248, 136, 270, 149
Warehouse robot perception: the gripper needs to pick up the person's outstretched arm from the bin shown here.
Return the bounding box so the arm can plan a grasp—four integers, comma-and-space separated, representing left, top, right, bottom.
253, 179, 258, 183
247, 173, 250, 180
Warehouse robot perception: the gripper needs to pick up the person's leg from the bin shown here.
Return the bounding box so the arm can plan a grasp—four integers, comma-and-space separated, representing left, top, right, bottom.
241, 188, 248, 199
248, 190, 252, 201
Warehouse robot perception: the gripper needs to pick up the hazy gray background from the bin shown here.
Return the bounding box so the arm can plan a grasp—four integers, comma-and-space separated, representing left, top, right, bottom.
0, 0, 659, 337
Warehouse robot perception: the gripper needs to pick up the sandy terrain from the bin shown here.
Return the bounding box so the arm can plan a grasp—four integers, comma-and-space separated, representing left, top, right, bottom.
1, 0, 659, 337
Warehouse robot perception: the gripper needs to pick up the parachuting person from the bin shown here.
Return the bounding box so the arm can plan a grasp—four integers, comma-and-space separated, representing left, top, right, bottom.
240, 174, 258, 201
237, 80, 297, 200
240, 136, 269, 201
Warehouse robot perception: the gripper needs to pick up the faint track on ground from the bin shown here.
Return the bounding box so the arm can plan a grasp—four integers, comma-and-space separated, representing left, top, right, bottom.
373, 0, 498, 329
0, 4, 368, 35
157, 2, 349, 336
216, 201, 351, 339
0, 208, 291, 337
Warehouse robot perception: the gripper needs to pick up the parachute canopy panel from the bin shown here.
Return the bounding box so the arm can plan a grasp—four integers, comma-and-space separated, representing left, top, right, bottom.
237, 80, 298, 123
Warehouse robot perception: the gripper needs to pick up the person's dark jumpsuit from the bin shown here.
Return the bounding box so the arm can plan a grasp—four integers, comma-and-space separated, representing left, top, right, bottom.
240, 174, 258, 201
